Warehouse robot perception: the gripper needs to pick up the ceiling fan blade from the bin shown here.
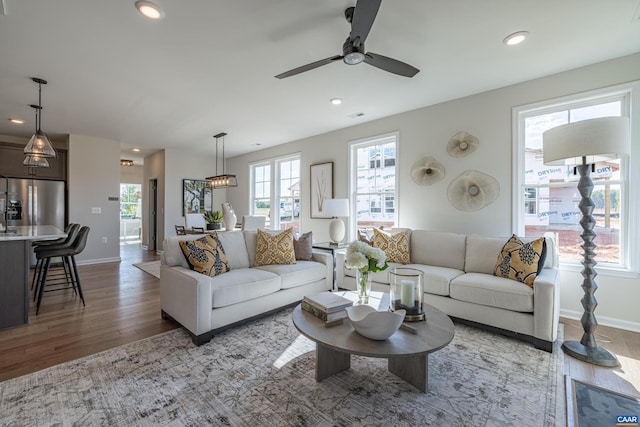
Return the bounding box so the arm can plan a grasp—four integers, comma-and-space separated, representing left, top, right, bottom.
275, 55, 343, 79
364, 52, 420, 77
350, 0, 382, 45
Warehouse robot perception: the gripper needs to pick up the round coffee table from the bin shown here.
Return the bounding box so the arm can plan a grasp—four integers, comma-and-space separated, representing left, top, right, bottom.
292, 292, 455, 392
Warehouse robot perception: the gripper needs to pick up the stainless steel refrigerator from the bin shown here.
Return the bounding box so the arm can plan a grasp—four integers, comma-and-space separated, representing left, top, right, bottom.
2, 177, 65, 229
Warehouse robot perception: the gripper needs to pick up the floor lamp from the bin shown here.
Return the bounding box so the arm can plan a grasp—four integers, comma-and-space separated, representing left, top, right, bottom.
542, 116, 630, 367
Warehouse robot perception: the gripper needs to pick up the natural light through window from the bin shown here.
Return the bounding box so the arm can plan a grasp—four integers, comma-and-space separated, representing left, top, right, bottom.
516, 89, 633, 268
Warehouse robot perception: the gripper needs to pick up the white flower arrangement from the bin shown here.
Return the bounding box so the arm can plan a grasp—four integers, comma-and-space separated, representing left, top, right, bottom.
345, 240, 388, 273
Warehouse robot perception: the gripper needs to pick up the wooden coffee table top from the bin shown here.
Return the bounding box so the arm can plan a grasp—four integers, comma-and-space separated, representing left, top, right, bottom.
292, 291, 455, 358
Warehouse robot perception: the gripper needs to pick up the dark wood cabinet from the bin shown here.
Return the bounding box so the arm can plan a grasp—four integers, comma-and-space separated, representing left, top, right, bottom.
0, 141, 67, 180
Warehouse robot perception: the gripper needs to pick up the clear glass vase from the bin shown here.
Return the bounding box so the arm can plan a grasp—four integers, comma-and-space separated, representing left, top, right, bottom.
356, 269, 372, 304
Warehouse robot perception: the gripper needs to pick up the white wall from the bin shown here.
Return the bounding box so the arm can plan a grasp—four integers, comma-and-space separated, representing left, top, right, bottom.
120, 164, 143, 185
147, 148, 227, 249
68, 134, 121, 264
226, 53, 640, 330
142, 150, 165, 250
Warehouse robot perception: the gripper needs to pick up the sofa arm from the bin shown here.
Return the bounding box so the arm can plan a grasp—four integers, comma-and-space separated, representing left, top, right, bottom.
533, 267, 560, 343
160, 265, 213, 336
311, 250, 333, 290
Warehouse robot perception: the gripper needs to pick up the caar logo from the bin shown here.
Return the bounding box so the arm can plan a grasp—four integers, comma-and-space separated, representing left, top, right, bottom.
616, 415, 639, 426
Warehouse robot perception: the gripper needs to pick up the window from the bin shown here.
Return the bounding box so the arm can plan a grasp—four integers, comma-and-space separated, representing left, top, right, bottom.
514, 84, 636, 269
250, 154, 301, 232
120, 183, 141, 242
350, 133, 398, 232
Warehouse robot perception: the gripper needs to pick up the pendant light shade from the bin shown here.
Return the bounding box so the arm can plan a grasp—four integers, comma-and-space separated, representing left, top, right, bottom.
23, 104, 51, 169
24, 78, 56, 158
206, 132, 238, 189
23, 154, 50, 168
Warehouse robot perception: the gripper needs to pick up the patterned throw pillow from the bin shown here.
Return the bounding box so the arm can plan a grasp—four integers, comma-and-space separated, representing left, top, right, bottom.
293, 231, 313, 261
494, 235, 546, 287
179, 234, 230, 277
255, 228, 296, 266
372, 228, 410, 264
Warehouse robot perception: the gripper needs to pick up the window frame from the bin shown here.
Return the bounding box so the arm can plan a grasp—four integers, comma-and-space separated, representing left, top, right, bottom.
512, 82, 639, 274
348, 132, 399, 239
249, 153, 301, 231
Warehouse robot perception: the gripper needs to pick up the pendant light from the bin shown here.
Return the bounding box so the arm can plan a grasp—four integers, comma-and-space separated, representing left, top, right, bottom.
23, 104, 50, 168
206, 132, 238, 189
24, 77, 56, 158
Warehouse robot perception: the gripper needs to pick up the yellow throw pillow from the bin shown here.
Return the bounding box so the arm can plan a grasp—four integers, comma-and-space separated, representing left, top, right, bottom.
255, 228, 296, 266
179, 234, 230, 277
372, 228, 410, 264
494, 235, 546, 287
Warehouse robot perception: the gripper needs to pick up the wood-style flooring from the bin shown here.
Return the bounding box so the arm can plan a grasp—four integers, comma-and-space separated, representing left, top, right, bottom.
1, 243, 638, 417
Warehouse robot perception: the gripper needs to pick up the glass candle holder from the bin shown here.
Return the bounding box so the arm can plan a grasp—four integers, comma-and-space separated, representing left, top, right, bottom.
389, 267, 425, 321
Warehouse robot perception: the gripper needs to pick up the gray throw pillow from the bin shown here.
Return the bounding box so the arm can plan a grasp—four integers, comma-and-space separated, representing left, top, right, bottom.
294, 231, 313, 261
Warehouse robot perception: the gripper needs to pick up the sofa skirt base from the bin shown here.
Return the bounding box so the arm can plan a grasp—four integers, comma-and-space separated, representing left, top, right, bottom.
451, 316, 553, 352
162, 302, 300, 346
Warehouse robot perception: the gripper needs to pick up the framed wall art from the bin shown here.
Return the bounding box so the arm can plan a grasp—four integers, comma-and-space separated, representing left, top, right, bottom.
183, 179, 212, 215
310, 162, 334, 218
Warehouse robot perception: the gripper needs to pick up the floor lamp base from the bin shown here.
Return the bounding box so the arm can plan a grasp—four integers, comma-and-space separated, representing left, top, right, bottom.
561, 340, 618, 367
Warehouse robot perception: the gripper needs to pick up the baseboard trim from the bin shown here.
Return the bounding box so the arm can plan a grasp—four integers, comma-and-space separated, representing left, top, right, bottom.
560, 309, 640, 333
75, 257, 122, 266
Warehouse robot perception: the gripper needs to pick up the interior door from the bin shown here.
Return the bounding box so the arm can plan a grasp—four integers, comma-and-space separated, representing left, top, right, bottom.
149, 178, 158, 251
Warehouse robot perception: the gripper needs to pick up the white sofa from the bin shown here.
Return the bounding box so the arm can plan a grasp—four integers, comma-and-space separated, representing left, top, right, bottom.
160, 230, 333, 345
336, 230, 560, 352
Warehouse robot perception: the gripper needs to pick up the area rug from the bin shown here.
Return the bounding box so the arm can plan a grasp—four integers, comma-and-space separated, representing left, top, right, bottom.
0, 309, 564, 426
568, 376, 640, 427
133, 260, 160, 279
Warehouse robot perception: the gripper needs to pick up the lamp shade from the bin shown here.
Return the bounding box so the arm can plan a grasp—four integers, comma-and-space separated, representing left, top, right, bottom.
323, 199, 350, 217
542, 116, 630, 166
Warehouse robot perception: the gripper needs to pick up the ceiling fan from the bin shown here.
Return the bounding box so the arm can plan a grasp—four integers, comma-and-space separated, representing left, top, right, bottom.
275, 0, 419, 79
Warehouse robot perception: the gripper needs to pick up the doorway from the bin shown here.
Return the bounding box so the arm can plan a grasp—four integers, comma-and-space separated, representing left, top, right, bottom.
149, 178, 158, 251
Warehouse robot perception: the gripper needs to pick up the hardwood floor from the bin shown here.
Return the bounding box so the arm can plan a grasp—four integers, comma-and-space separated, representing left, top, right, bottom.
1, 243, 639, 419
0, 242, 176, 382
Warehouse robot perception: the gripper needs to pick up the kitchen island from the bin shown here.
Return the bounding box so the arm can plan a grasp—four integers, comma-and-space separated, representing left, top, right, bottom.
0, 225, 66, 330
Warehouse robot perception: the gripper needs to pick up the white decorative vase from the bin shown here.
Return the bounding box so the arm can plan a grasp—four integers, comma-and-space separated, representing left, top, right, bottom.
221, 202, 237, 231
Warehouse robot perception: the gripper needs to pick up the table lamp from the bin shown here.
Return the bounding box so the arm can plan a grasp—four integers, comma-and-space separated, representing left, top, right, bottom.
324, 198, 349, 245
542, 116, 630, 367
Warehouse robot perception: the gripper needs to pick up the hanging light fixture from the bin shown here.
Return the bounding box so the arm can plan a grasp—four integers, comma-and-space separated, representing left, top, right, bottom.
120, 159, 134, 166
206, 132, 238, 189
23, 104, 50, 168
24, 77, 56, 159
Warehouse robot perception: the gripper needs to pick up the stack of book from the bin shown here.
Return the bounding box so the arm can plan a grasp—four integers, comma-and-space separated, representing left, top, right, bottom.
301, 292, 353, 325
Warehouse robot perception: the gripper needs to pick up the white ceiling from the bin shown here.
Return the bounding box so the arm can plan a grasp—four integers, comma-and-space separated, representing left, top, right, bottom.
1, 0, 639, 164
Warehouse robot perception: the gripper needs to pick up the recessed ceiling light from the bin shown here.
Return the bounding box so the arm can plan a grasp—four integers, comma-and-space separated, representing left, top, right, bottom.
9, 118, 25, 124
330, 98, 343, 105
135, 1, 164, 20
132, 148, 141, 152
503, 31, 529, 46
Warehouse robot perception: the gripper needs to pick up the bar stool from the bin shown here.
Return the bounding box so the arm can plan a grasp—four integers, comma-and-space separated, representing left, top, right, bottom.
31, 223, 81, 291
34, 226, 90, 315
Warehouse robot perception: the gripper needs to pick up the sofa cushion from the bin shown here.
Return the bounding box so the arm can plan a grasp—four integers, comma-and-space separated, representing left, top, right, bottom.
254, 260, 326, 289
255, 228, 296, 266
410, 230, 466, 270
178, 235, 229, 277
293, 231, 313, 261
494, 235, 546, 287
216, 231, 250, 269
450, 272, 534, 312
373, 228, 411, 264
405, 264, 465, 296
210, 268, 281, 308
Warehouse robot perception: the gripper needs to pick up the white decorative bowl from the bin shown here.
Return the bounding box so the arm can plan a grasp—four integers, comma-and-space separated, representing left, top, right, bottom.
345, 305, 406, 340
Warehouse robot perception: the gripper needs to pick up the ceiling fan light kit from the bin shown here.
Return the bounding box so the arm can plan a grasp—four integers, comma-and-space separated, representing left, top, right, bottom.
275, 0, 419, 79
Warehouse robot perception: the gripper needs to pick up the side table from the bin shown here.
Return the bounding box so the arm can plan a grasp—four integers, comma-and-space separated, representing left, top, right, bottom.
312, 242, 348, 291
